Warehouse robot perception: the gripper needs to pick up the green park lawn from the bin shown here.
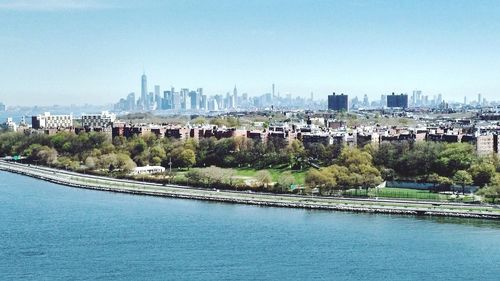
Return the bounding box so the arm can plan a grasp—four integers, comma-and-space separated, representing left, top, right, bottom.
173, 165, 307, 185
344, 187, 475, 202
234, 166, 307, 185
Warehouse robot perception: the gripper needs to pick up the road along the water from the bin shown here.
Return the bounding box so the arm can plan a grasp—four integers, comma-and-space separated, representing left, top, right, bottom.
1, 160, 499, 220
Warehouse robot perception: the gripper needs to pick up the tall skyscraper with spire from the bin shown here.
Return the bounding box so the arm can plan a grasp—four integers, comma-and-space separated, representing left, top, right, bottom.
141, 73, 148, 110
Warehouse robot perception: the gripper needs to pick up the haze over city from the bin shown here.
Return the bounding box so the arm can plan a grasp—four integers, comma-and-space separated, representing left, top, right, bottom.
1, 0, 500, 106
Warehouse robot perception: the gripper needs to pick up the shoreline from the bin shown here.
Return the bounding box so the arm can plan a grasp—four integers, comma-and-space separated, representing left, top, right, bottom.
1, 161, 499, 220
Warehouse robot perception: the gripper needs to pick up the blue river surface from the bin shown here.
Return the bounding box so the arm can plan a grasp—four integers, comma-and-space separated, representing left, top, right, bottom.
1, 171, 500, 281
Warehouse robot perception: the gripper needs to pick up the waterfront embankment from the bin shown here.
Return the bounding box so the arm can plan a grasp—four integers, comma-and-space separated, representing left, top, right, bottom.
1, 160, 499, 220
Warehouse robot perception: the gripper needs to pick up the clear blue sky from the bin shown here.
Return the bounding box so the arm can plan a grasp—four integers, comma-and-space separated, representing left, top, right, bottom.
1, 0, 499, 106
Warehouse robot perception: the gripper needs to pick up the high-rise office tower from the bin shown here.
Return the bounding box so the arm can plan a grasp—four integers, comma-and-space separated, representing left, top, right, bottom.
180, 88, 189, 110
412, 90, 422, 106
200, 94, 208, 111
172, 91, 181, 110
437, 94, 443, 106
233, 85, 238, 108
381, 94, 387, 107
464, 96, 467, 105
363, 94, 369, 107
189, 91, 199, 110
478, 93, 482, 105
154, 85, 161, 110
163, 91, 172, 109
141, 73, 148, 110
127, 92, 136, 110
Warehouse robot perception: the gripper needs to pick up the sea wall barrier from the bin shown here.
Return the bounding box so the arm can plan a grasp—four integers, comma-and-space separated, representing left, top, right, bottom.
1, 162, 499, 220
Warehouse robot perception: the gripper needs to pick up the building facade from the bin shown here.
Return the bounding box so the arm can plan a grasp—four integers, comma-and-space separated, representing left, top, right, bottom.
327, 93, 349, 111
32, 112, 73, 129
387, 93, 409, 108
81, 111, 116, 128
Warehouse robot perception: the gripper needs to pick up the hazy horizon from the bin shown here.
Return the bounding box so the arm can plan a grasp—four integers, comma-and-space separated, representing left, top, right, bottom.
1, 0, 500, 106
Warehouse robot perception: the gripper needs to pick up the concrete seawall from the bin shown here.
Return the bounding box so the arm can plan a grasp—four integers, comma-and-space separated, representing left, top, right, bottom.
1, 161, 499, 220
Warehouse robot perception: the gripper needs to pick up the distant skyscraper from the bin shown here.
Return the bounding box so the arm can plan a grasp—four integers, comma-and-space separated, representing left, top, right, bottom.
200, 94, 208, 111
363, 94, 369, 107
464, 96, 467, 105
387, 93, 409, 108
189, 91, 199, 110
172, 91, 181, 110
141, 73, 148, 110
412, 90, 422, 106
162, 91, 172, 109
127, 92, 136, 110
154, 85, 161, 110
233, 85, 238, 108
328, 93, 349, 111
380, 94, 387, 107
478, 93, 482, 105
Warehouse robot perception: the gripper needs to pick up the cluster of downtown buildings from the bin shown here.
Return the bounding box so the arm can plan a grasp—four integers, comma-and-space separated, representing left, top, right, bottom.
113, 73, 319, 113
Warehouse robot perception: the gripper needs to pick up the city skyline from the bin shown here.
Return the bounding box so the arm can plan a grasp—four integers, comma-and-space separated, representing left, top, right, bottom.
1, 0, 500, 106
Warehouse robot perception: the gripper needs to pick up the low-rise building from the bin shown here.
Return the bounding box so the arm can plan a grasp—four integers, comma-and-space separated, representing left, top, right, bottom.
131, 165, 165, 175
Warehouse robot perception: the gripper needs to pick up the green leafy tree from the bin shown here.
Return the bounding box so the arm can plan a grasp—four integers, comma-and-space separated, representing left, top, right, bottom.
276, 171, 296, 192
453, 170, 473, 194
476, 185, 500, 204
437, 143, 475, 176
469, 162, 496, 187
256, 170, 273, 190
179, 149, 196, 169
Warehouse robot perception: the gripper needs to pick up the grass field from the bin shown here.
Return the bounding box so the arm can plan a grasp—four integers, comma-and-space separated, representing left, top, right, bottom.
234, 167, 307, 185
173, 166, 308, 185
344, 187, 475, 202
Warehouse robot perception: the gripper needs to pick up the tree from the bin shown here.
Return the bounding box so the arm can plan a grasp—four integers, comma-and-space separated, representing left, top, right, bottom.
179, 149, 196, 169
427, 173, 453, 192
276, 171, 296, 192
437, 143, 475, 176
117, 153, 136, 172
185, 169, 204, 184
476, 185, 500, 204
36, 146, 58, 165
256, 170, 272, 190
191, 116, 207, 125
286, 140, 305, 169
469, 163, 496, 187
453, 170, 473, 194
305, 169, 336, 194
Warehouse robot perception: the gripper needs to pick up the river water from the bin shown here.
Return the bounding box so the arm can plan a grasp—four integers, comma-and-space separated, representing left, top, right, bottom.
1, 171, 499, 280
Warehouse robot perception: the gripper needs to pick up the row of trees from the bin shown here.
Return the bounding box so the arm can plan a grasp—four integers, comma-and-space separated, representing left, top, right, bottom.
1, 130, 500, 201
369, 141, 500, 188
0, 131, 308, 173
305, 147, 383, 195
